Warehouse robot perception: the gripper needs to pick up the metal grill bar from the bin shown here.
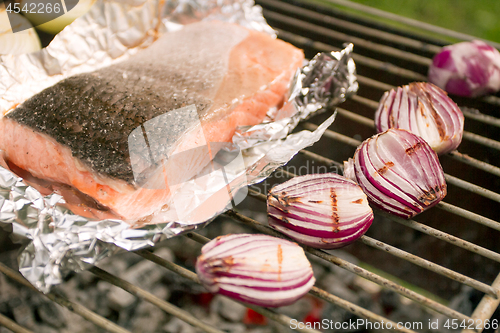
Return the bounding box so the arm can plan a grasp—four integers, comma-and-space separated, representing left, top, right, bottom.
447, 152, 500, 178
436, 202, 500, 232
273, 11, 500, 114
377, 211, 500, 264
275, 20, 500, 108
322, 0, 500, 49
88, 266, 226, 333
0, 313, 33, 333
259, 0, 443, 53
462, 132, 500, 151
264, 10, 432, 66
0, 263, 132, 333
458, 109, 500, 129
276, 29, 427, 82
364, 236, 498, 298
464, 275, 500, 333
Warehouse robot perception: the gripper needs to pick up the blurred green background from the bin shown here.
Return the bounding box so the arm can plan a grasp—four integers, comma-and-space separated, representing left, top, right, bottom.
348, 0, 500, 43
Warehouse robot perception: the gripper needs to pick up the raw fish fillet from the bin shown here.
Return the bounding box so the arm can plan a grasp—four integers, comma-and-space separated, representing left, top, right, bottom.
0, 21, 304, 223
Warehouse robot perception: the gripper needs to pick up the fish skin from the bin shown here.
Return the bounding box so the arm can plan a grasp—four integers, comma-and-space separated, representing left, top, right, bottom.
1, 21, 304, 221
6, 43, 216, 183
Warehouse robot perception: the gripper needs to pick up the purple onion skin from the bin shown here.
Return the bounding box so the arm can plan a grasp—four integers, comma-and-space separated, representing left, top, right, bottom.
375, 82, 464, 155
267, 173, 374, 249
195, 234, 315, 308
344, 129, 447, 219
428, 40, 500, 97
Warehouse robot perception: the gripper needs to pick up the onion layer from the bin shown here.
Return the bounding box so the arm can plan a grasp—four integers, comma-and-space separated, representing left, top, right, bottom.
0, 11, 41, 55
344, 129, 446, 219
375, 82, 464, 155
428, 40, 500, 97
21, 0, 95, 34
268, 173, 373, 249
195, 234, 315, 308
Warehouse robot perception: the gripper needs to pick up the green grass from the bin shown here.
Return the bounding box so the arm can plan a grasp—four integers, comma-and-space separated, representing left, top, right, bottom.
347, 0, 500, 43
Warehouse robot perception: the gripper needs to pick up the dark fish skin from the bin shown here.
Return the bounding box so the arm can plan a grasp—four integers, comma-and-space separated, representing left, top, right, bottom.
6, 38, 219, 184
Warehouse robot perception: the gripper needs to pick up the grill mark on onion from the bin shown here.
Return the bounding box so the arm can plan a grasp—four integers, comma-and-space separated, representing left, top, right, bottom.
268, 173, 373, 249
427, 101, 447, 140
268, 198, 289, 214
405, 141, 423, 155
329, 187, 340, 233
196, 234, 315, 307
376, 161, 394, 175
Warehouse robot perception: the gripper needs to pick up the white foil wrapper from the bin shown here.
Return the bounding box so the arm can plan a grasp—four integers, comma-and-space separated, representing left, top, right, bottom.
0, 0, 357, 292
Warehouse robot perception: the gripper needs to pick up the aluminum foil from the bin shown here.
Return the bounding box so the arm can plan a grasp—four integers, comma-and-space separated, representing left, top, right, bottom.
0, 0, 358, 292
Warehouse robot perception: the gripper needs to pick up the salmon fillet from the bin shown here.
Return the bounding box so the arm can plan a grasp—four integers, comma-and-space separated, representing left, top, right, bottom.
0, 21, 304, 223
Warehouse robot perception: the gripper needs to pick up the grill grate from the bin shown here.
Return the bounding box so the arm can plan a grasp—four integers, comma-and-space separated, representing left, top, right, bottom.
2, 1, 500, 332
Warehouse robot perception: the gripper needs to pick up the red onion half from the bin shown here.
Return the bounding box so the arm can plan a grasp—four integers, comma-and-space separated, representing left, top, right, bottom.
344, 129, 447, 219
428, 40, 500, 97
268, 173, 373, 249
195, 234, 315, 308
375, 82, 464, 155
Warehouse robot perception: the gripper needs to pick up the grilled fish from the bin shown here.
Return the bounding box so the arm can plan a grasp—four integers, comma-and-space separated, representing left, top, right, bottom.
0, 21, 304, 222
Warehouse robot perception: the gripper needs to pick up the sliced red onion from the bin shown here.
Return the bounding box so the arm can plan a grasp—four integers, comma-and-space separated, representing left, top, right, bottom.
428, 40, 500, 97
267, 173, 373, 249
344, 128, 446, 219
375, 82, 464, 155
195, 234, 315, 307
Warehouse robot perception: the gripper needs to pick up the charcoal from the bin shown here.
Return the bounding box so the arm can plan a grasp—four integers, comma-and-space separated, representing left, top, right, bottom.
0, 219, 441, 333
35, 301, 66, 328
277, 297, 312, 320
210, 296, 246, 322
162, 317, 200, 333
130, 301, 167, 333
12, 301, 35, 329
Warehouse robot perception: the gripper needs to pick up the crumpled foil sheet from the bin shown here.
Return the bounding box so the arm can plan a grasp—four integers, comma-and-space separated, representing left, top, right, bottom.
0, 0, 358, 292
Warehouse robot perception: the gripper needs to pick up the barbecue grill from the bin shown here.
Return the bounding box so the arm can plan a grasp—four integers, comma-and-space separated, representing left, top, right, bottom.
1, 0, 500, 332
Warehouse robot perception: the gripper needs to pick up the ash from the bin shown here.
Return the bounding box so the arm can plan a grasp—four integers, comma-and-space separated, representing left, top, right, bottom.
0, 214, 488, 333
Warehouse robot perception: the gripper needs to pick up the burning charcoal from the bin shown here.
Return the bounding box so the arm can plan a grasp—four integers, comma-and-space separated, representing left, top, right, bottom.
151, 285, 170, 302
216, 322, 247, 333
162, 317, 199, 333
319, 250, 360, 286
108, 287, 137, 310
11, 300, 35, 329
210, 295, 247, 322
130, 301, 167, 333
106, 248, 173, 309
36, 301, 66, 329
277, 297, 312, 321
32, 326, 57, 333
320, 274, 360, 304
